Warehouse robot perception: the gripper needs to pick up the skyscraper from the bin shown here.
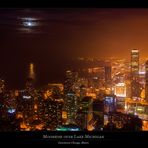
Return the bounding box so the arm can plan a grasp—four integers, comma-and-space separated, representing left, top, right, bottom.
64, 70, 78, 124
131, 49, 139, 79
65, 92, 78, 124
64, 70, 78, 93
76, 96, 93, 130
131, 49, 141, 98
145, 60, 148, 102
41, 98, 63, 130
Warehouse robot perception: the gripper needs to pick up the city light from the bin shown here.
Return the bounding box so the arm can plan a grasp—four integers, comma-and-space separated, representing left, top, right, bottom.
114, 83, 126, 97
7, 108, 16, 114
62, 111, 67, 119
0, 47, 146, 132
23, 96, 31, 99
1, 9, 148, 134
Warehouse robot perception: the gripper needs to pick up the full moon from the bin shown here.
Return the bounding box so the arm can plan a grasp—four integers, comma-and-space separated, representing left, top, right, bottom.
21, 17, 39, 27
27, 22, 32, 26
23, 21, 34, 27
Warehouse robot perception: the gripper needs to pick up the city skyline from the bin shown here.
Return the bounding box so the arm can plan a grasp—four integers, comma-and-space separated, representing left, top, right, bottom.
2, 8, 148, 88
0, 48, 147, 133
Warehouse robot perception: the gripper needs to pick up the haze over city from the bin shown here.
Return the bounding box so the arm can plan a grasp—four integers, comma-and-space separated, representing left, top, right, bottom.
1, 8, 148, 88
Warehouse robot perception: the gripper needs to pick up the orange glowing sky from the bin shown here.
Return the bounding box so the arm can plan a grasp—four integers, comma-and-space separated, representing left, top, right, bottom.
1, 8, 148, 87
80, 8, 148, 59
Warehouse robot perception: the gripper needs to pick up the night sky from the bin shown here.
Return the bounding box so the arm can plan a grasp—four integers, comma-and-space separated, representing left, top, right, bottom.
1, 8, 148, 89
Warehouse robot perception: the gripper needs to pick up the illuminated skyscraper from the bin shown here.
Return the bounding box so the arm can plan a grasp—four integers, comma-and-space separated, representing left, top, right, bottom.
64, 70, 78, 93
114, 83, 126, 97
131, 49, 140, 98
41, 98, 63, 130
131, 49, 139, 78
64, 70, 78, 124
145, 60, 148, 102
65, 92, 78, 124
104, 94, 116, 113
76, 96, 93, 130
